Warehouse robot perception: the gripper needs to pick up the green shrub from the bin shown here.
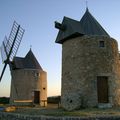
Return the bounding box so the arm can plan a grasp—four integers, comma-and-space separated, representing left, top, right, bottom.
0, 97, 9, 104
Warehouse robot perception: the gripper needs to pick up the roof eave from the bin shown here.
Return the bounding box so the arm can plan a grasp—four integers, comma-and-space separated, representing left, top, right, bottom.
55, 32, 84, 44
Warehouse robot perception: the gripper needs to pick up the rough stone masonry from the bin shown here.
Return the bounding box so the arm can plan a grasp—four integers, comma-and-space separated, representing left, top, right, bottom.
55, 8, 120, 111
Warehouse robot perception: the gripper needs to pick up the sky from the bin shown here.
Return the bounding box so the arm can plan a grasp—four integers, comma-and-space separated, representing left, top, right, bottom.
0, 0, 120, 97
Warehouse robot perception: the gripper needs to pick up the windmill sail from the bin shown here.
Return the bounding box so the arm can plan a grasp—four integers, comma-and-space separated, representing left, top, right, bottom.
1, 36, 8, 63
0, 21, 25, 82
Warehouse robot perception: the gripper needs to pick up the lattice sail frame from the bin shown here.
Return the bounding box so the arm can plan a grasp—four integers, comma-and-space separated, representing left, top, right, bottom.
0, 21, 25, 82
1, 21, 25, 63
0, 36, 8, 63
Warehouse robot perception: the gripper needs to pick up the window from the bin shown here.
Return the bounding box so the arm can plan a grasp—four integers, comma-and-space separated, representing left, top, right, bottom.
34, 73, 39, 77
99, 41, 105, 47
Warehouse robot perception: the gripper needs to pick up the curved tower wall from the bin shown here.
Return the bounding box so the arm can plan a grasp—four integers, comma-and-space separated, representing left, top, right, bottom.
61, 35, 120, 110
10, 69, 47, 106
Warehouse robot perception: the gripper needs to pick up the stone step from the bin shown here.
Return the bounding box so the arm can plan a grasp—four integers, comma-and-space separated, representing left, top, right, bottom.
98, 103, 112, 109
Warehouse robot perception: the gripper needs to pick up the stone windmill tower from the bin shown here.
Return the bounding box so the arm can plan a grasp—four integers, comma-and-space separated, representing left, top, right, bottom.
10, 49, 47, 106
55, 8, 120, 110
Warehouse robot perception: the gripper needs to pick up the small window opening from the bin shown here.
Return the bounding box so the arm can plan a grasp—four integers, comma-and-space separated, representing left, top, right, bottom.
99, 41, 105, 47
35, 73, 39, 77
43, 88, 45, 90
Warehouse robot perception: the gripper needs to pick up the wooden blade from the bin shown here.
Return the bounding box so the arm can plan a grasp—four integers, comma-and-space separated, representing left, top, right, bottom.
0, 63, 7, 82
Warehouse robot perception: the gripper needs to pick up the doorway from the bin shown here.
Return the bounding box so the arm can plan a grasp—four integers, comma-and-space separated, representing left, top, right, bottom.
97, 76, 109, 103
34, 91, 40, 104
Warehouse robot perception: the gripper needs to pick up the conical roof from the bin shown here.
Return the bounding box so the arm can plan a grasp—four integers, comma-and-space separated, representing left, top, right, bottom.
24, 49, 42, 69
12, 49, 43, 70
55, 8, 110, 44
79, 8, 109, 36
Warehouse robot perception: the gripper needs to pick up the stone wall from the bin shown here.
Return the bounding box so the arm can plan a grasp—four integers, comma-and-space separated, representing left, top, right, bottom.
40, 71, 47, 106
10, 69, 47, 106
1, 112, 120, 120
61, 35, 120, 110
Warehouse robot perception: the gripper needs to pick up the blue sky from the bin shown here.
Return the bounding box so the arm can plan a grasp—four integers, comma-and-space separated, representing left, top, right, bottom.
0, 0, 120, 97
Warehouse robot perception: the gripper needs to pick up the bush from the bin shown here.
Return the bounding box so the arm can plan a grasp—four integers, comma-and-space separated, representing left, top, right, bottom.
0, 97, 9, 104
47, 96, 61, 104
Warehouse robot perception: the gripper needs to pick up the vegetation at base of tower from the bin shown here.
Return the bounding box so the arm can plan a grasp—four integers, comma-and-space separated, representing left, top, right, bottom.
0, 97, 9, 104
0, 96, 60, 104
47, 96, 61, 104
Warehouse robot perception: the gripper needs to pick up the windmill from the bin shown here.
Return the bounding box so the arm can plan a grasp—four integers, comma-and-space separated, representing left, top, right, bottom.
0, 21, 25, 82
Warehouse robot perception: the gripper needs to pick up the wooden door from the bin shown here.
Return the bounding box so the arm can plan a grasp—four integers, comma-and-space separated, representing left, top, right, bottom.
97, 76, 108, 103
34, 91, 40, 104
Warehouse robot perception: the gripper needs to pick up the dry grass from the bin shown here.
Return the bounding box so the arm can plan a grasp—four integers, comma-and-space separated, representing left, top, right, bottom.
1, 104, 120, 117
